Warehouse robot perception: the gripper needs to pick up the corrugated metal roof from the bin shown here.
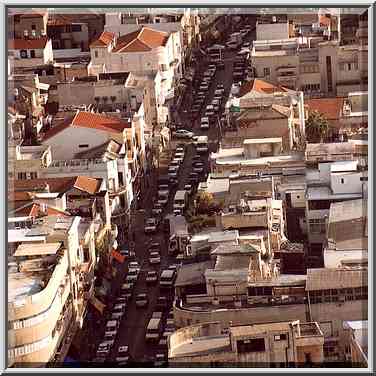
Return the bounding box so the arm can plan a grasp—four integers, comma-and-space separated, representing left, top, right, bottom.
14, 242, 62, 257
306, 268, 367, 291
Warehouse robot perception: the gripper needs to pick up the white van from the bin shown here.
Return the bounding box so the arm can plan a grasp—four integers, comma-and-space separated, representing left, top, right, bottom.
195, 136, 209, 153
173, 190, 188, 212
160, 269, 176, 289
145, 318, 163, 342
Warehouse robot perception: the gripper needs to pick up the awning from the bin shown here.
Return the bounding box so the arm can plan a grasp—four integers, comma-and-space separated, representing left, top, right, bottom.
37, 82, 50, 91
111, 249, 125, 263
90, 296, 106, 314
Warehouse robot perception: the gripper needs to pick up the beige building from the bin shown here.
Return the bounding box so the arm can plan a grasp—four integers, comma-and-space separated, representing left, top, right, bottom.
88, 27, 182, 99
168, 320, 324, 366
251, 33, 368, 96
8, 10, 48, 39
7, 211, 115, 367
8, 37, 54, 69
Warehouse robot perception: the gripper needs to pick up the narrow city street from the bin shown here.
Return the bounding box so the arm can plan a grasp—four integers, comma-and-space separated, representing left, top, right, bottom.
75, 25, 257, 367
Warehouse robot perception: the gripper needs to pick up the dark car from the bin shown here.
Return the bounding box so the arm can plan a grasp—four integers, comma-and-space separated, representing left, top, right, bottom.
156, 296, 169, 311
189, 172, 199, 184
216, 61, 225, 70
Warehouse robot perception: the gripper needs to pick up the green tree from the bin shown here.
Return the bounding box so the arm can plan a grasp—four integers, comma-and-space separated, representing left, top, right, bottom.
196, 191, 214, 214
305, 110, 330, 143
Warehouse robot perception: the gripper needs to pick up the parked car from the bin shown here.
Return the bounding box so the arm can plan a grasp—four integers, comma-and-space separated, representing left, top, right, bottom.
126, 269, 139, 284
120, 283, 134, 300
146, 270, 158, 284
116, 346, 130, 365
154, 353, 167, 367
205, 105, 215, 117
119, 248, 135, 258
129, 261, 140, 270
144, 218, 158, 234
216, 60, 225, 69
173, 129, 194, 139
152, 203, 164, 216
149, 251, 161, 265
135, 293, 149, 308
184, 184, 193, 195
156, 296, 169, 311
200, 117, 210, 130
211, 99, 220, 112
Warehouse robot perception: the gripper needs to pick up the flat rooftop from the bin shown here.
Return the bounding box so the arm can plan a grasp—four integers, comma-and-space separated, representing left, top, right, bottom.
170, 335, 230, 358
306, 186, 363, 201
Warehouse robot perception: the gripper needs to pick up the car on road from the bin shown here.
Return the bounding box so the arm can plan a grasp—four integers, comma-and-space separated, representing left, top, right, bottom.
168, 264, 180, 272
126, 269, 139, 284
157, 190, 169, 206
129, 261, 140, 270
150, 241, 161, 250
154, 353, 167, 367
152, 203, 164, 216
217, 84, 225, 90
120, 283, 134, 300
96, 341, 112, 358
135, 293, 149, 308
174, 153, 184, 164
200, 117, 209, 130
149, 251, 161, 265
189, 172, 199, 184
184, 184, 193, 195
193, 162, 205, 174
113, 303, 127, 314
242, 41, 251, 48
199, 84, 209, 91
205, 105, 215, 117
211, 99, 220, 112
146, 270, 158, 284
173, 129, 194, 139
156, 296, 169, 311
116, 346, 130, 365
169, 177, 178, 187
173, 208, 183, 216
119, 248, 135, 258
144, 218, 158, 234
167, 168, 179, 179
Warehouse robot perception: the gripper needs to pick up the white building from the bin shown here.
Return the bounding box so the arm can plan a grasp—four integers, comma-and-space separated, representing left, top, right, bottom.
87, 27, 182, 99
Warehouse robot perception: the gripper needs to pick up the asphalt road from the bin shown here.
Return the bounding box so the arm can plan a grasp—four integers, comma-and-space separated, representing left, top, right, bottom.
80, 26, 257, 367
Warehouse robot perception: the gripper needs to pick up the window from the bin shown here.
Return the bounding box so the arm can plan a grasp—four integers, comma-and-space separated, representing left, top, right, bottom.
72, 24, 82, 32
31, 24, 36, 30
263, 67, 270, 76
340, 178, 345, 184
30, 172, 38, 179
30, 50, 35, 58
17, 172, 27, 180
237, 338, 266, 353
20, 50, 28, 59
274, 334, 287, 341
79, 144, 89, 148
360, 176, 368, 181
347, 63, 351, 71
94, 50, 98, 58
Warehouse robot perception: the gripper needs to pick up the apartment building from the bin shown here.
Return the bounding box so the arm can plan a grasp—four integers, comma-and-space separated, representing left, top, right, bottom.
7, 211, 113, 366
173, 265, 367, 363
168, 320, 324, 366
8, 36, 54, 69
210, 138, 305, 178
47, 18, 90, 51
251, 32, 368, 96
104, 10, 200, 64
8, 10, 49, 39
324, 199, 368, 269
87, 27, 182, 99
305, 156, 366, 251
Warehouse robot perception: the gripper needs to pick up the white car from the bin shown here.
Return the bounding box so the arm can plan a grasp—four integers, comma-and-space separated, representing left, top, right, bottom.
145, 217, 158, 233
200, 117, 210, 130
149, 251, 161, 264
116, 346, 130, 364
126, 268, 139, 283
174, 129, 194, 139
205, 105, 215, 117
129, 261, 140, 270
211, 99, 220, 112
146, 270, 158, 284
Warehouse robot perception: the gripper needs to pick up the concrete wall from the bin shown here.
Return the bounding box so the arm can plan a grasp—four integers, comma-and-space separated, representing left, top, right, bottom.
256, 23, 289, 41
174, 302, 307, 329
330, 172, 363, 195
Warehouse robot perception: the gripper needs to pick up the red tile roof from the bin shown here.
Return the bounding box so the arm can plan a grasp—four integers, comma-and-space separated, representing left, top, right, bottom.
13, 176, 102, 195
239, 79, 288, 97
8, 37, 48, 50
43, 111, 130, 140
113, 27, 169, 53
305, 97, 345, 120
90, 31, 115, 48
71, 111, 131, 133
74, 176, 102, 195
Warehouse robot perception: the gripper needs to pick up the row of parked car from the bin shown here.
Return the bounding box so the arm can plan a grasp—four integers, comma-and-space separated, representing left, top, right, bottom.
200, 83, 225, 129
